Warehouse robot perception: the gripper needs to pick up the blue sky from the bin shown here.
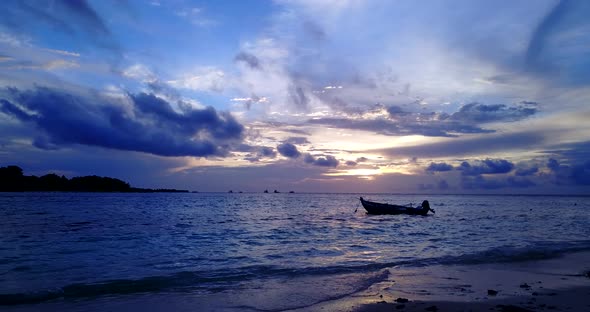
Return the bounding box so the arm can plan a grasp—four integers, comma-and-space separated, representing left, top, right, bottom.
1, 0, 589, 193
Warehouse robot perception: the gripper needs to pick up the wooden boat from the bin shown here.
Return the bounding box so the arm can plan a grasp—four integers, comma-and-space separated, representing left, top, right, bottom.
360, 197, 434, 215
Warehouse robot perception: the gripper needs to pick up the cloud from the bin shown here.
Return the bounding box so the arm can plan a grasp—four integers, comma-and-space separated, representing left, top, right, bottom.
515, 166, 539, 176
525, 0, 570, 71
419, 179, 451, 191
0, 99, 34, 121
123, 64, 157, 83
244, 146, 278, 162
175, 6, 216, 27
459, 159, 514, 176
450, 102, 538, 123
545, 158, 590, 186
386, 105, 409, 116
234, 52, 260, 69
303, 153, 339, 167
438, 179, 450, 190
0, 1, 121, 52
277, 142, 300, 158
570, 161, 590, 185
259, 146, 277, 158
289, 86, 310, 110
284, 136, 310, 145
307, 116, 493, 138
374, 131, 545, 159
426, 162, 453, 172
305, 100, 538, 139
168, 67, 226, 92
59, 0, 110, 35
0, 87, 244, 157
462, 175, 536, 190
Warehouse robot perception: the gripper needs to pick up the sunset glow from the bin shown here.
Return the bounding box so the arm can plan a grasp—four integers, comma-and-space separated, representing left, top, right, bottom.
1, 0, 589, 193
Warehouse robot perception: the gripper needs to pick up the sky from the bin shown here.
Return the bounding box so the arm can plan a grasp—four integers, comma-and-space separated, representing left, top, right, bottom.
1, 0, 589, 194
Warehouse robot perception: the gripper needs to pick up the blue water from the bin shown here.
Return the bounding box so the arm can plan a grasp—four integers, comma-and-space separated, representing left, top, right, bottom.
1, 193, 589, 307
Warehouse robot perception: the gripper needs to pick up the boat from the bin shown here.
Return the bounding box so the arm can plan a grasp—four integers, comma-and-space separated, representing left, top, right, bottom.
359, 197, 434, 215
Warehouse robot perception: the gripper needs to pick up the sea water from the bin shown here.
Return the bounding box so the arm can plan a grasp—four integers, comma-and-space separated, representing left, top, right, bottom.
1, 193, 589, 310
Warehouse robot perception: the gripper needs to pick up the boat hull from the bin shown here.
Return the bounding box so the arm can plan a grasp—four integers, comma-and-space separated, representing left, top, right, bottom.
360, 197, 430, 215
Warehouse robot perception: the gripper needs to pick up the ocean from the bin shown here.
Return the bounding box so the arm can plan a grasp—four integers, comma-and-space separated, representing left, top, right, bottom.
1, 193, 589, 311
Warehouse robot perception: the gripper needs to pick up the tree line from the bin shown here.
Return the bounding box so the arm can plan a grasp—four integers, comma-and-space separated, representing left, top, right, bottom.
0, 165, 187, 193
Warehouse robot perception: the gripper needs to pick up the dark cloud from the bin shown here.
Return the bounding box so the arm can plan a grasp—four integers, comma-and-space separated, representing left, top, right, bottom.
426, 162, 453, 172
374, 131, 545, 159
570, 161, 590, 185
438, 179, 450, 190
59, 0, 110, 35
285, 136, 310, 145
522, 0, 590, 84
525, 0, 570, 71
234, 52, 260, 69
0, 0, 117, 51
386, 105, 408, 117
345, 160, 357, 166
545, 158, 590, 186
0, 99, 34, 121
515, 166, 539, 176
418, 179, 450, 191
0, 87, 244, 157
132, 93, 244, 140
459, 159, 514, 176
303, 153, 339, 167
307, 101, 537, 138
259, 146, 277, 158
277, 142, 301, 158
462, 175, 535, 190
548, 158, 561, 172
450, 102, 537, 123
307, 117, 492, 138
356, 157, 368, 162
289, 86, 309, 110
240, 145, 277, 162
7, 2, 75, 34
302, 20, 326, 42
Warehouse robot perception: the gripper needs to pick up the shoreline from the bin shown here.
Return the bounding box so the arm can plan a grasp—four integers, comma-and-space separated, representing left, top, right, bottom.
301, 251, 590, 312
2, 252, 589, 312
354, 286, 590, 312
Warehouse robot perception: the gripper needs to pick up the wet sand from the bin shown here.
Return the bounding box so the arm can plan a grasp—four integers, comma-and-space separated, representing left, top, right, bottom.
328, 252, 590, 312
2, 253, 589, 312
354, 286, 590, 312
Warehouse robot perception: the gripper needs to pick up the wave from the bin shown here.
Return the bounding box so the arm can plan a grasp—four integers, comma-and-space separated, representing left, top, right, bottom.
2, 240, 590, 306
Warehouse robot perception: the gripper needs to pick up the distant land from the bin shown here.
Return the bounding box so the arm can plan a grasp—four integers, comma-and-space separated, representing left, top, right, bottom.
0, 165, 188, 193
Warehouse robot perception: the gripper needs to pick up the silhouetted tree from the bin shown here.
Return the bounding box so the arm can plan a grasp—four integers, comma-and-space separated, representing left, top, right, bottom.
0, 165, 186, 192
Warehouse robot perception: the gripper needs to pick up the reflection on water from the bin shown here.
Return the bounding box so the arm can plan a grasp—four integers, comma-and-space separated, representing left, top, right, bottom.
0, 193, 589, 303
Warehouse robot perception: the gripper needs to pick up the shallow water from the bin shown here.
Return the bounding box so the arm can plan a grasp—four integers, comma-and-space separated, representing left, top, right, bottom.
1, 193, 589, 308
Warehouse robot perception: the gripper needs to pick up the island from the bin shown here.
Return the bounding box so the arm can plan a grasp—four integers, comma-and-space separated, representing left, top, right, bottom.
0, 165, 188, 193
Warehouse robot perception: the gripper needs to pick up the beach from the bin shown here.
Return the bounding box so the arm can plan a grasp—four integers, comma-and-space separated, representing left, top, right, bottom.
3, 252, 589, 312
326, 252, 590, 312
